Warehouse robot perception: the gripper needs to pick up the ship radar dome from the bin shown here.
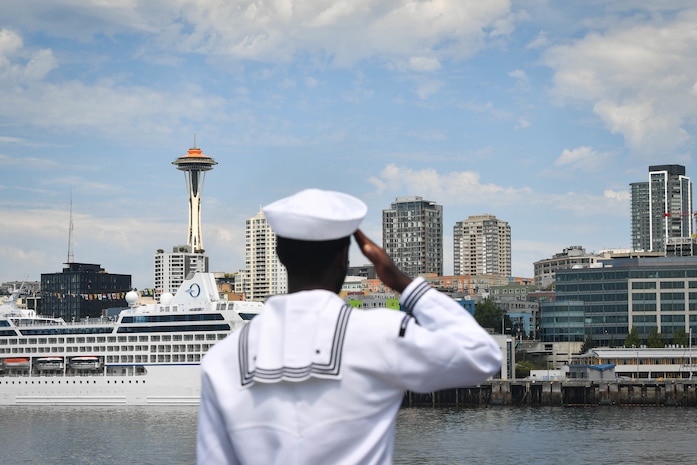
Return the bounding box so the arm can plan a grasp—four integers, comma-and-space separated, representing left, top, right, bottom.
125, 291, 139, 306
161, 292, 174, 305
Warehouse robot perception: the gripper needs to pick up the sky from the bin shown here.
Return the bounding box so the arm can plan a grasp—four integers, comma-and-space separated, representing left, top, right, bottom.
2, 0, 697, 290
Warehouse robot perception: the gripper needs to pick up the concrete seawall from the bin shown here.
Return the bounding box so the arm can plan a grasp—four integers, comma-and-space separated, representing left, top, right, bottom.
402, 380, 697, 407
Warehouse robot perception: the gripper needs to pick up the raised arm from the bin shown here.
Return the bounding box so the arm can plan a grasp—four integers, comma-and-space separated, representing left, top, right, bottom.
353, 229, 412, 293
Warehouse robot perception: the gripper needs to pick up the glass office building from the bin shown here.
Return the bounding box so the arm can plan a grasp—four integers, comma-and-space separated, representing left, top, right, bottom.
545, 256, 697, 346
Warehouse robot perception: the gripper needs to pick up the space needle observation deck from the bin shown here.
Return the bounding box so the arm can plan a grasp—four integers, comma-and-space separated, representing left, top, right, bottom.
172, 146, 217, 254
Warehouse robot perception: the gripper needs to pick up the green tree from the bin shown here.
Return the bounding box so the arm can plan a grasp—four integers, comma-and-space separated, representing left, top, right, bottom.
624, 327, 641, 348
647, 327, 665, 348
515, 360, 536, 378
580, 334, 596, 353
474, 298, 507, 333
673, 328, 689, 347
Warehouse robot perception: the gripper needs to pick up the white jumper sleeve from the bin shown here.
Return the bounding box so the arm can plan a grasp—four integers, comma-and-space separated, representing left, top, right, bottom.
197, 362, 240, 465
393, 277, 503, 393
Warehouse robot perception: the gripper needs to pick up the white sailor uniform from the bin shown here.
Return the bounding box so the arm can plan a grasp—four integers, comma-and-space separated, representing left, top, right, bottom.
197, 277, 502, 465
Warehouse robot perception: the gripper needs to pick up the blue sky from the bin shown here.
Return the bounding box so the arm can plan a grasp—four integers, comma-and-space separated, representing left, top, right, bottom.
2, 0, 697, 289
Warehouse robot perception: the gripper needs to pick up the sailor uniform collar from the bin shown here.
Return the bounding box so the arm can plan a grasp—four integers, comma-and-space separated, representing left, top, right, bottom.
238, 290, 352, 387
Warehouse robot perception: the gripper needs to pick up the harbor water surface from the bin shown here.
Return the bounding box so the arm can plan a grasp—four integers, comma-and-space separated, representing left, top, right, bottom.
1, 405, 693, 464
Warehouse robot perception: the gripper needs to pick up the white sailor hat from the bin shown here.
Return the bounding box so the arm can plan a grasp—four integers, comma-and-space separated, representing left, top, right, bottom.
263, 188, 368, 241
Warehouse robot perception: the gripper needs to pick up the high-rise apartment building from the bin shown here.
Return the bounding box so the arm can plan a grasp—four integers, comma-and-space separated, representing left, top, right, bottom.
154, 246, 208, 295
453, 214, 511, 277
630, 181, 651, 252
244, 209, 287, 301
631, 164, 693, 252
382, 196, 443, 278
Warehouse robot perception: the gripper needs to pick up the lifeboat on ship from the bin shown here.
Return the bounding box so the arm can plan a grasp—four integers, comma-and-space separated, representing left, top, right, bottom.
69, 356, 101, 370
3, 357, 30, 369
35, 357, 64, 371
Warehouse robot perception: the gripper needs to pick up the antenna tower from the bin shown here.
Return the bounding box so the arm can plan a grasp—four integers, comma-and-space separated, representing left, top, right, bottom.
67, 192, 74, 263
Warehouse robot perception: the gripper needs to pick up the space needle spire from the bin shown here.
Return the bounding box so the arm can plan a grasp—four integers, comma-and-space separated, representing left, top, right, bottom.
172, 140, 217, 253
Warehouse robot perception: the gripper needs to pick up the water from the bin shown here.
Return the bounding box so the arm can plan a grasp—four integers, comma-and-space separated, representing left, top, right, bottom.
394, 406, 696, 464
1, 405, 694, 464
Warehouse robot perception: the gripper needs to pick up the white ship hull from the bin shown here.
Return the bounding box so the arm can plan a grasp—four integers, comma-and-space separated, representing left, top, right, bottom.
0, 273, 262, 406
0, 365, 201, 406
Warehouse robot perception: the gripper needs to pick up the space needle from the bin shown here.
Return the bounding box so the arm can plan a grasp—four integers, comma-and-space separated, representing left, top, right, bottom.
172, 143, 217, 254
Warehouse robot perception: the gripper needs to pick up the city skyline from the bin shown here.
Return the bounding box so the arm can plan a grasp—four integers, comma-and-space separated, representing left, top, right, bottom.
2, 2, 697, 289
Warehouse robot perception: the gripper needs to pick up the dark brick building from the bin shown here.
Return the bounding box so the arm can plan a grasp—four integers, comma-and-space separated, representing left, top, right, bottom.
41, 263, 131, 321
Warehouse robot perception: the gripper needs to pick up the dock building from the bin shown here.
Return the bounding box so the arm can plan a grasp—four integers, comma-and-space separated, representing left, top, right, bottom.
570, 347, 697, 380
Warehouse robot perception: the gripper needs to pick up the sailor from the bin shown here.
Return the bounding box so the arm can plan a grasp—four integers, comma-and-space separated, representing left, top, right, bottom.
197, 188, 502, 465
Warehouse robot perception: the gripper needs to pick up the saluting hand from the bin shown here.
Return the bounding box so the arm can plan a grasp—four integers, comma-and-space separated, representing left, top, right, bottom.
354, 229, 412, 293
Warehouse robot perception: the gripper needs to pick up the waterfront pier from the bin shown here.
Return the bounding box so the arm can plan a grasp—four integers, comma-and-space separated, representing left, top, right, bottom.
402, 379, 697, 407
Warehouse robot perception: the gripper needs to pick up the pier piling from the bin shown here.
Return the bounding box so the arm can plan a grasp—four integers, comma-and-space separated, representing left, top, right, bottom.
402, 379, 697, 407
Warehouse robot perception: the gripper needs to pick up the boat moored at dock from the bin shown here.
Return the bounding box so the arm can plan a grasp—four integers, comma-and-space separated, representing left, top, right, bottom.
0, 273, 263, 405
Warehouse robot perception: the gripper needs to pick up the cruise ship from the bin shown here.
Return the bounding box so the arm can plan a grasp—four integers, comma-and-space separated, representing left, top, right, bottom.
0, 273, 262, 405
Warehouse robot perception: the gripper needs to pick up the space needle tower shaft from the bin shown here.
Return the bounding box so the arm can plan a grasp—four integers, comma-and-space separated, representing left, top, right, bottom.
172, 145, 217, 253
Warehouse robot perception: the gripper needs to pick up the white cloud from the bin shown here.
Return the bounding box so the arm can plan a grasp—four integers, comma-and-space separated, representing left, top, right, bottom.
408, 56, 442, 72
542, 9, 697, 155
508, 68, 529, 92
0, 28, 56, 81
554, 146, 612, 171
369, 163, 629, 219
23, 48, 57, 80
594, 99, 689, 151
461, 100, 513, 120
0, 2, 519, 139
0, 29, 23, 56
508, 68, 527, 82
5, 1, 515, 66
604, 189, 630, 202
526, 30, 548, 49
515, 117, 531, 129
369, 164, 532, 207
0, 34, 229, 140
0, 154, 58, 168
415, 79, 442, 99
